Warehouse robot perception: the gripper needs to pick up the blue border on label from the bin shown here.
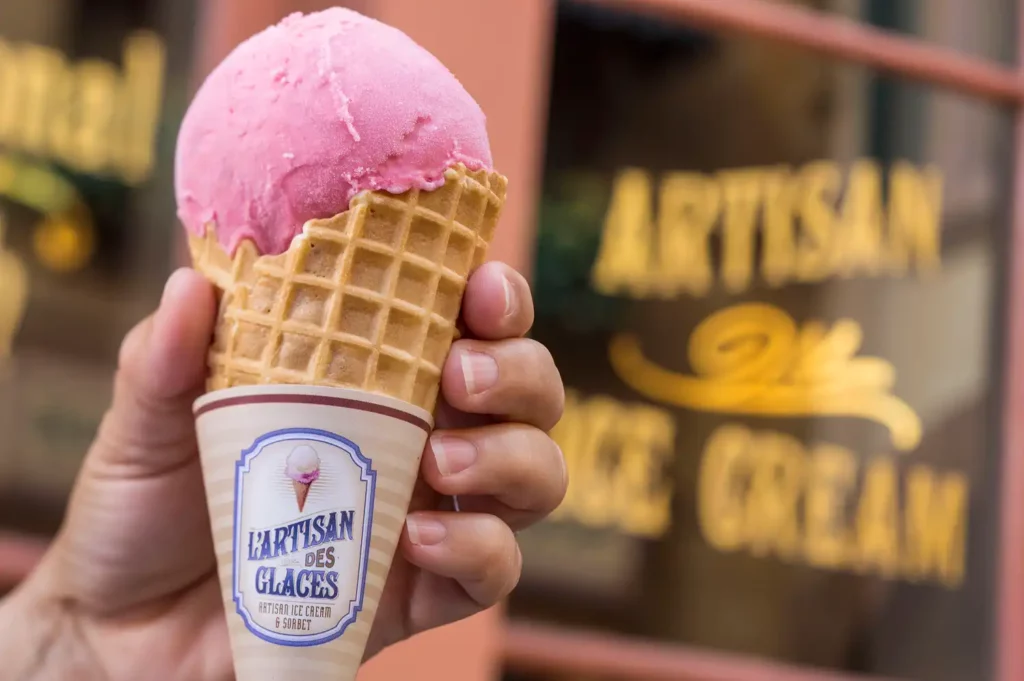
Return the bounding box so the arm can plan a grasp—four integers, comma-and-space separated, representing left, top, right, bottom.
232, 428, 377, 647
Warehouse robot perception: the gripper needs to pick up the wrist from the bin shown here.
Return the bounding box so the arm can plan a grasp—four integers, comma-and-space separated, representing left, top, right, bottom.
0, 555, 104, 681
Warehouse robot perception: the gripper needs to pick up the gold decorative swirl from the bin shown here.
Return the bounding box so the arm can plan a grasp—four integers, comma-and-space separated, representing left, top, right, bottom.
0, 214, 28, 360
609, 303, 922, 451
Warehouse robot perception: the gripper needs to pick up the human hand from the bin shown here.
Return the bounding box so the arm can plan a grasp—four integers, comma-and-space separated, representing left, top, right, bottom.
0, 262, 566, 681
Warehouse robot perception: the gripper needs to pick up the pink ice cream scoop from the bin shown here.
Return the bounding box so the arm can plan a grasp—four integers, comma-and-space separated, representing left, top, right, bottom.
285, 445, 321, 485
291, 470, 320, 485
174, 8, 493, 257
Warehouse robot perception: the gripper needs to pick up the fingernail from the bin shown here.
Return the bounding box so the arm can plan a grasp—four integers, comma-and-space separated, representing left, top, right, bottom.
407, 517, 447, 546
501, 273, 516, 317
432, 435, 477, 476
460, 350, 498, 395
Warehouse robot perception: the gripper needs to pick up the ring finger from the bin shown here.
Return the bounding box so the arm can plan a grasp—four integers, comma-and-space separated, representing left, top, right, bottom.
421, 424, 567, 531
402, 512, 522, 613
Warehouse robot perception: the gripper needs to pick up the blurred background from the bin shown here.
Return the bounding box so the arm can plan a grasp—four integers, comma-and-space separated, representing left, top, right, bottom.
0, 1, 1022, 680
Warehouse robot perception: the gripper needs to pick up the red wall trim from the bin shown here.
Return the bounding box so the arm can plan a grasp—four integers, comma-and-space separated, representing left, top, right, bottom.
504, 621, 902, 681
583, 0, 1024, 102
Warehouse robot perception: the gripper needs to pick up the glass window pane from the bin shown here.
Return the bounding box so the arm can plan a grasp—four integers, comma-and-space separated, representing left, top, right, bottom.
513, 3, 1014, 680
0, 0, 198, 535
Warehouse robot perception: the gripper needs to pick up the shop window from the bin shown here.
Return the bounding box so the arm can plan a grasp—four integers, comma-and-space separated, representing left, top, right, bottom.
511, 2, 1013, 680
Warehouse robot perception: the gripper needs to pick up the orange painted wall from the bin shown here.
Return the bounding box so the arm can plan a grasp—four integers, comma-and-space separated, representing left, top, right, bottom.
356, 610, 503, 681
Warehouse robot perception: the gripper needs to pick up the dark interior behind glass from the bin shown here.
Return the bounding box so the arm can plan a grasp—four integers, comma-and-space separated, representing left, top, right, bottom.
508, 2, 1014, 680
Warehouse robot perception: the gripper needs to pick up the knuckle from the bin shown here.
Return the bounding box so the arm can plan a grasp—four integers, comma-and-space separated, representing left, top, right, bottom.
530, 339, 556, 370
511, 274, 535, 329
521, 430, 568, 512
500, 543, 524, 598
548, 374, 566, 427
478, 516, 511, 561
553, 441, 569, 507
505, 341, 563, 427
492, 544, 521, 598
117, 318, 151, 373
499, 428, 541, 496
472, 518, 517, 587
508, 340, 552, 389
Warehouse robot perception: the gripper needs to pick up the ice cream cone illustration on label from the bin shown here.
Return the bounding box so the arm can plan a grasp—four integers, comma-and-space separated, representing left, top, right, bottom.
285, 445, 321, 512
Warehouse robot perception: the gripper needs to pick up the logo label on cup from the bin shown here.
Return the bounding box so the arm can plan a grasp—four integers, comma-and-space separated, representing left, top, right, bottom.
232, 427, 376, 647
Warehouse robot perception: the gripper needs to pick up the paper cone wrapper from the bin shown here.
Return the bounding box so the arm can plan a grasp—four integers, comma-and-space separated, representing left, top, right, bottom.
194, 384, 432, 681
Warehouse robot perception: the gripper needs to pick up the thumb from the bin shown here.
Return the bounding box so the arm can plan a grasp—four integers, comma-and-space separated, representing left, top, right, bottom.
91, 267, 216, 475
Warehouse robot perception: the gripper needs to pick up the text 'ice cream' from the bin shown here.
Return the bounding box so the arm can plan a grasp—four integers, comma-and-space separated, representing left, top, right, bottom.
174, 7, 493, 257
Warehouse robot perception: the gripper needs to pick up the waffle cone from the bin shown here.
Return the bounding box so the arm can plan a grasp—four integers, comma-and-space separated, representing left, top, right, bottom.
190, 164, 505, 681
189, 164, 508, 413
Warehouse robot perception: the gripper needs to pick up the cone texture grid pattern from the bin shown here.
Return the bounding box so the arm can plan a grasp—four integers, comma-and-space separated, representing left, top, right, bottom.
189, 165, 508, 412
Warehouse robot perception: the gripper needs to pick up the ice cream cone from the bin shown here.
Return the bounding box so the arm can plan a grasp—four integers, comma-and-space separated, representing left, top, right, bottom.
190, 164, 507, 681
179, 6, 506, 676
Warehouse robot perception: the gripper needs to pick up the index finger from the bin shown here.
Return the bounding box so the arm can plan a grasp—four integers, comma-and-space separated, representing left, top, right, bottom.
460, 262, 535, 340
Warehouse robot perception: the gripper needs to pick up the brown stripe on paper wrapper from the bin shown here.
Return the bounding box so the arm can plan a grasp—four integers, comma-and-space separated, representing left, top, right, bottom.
194, 385, 432, 681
